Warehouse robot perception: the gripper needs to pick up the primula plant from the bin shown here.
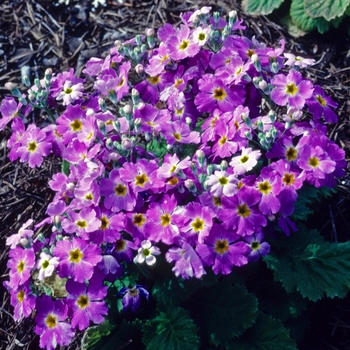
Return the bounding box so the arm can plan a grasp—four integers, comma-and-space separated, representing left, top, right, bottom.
2, 6, 350, 349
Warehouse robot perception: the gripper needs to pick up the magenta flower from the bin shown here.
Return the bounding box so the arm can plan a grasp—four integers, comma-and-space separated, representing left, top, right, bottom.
34, 295, 74, 350
145, 42, 171, 76
99, 168, 136, 212
61, 208, 101, 240
196, 224, 250, 275
157, 153, 191, 179
161, 120, 200, 145
219, 186, 267, 236
66, 271, 108, 331
146, 194, 183, 245
166, 241, 206, 279
10, 281, 36, 321
0, 96, 22, 131
181, 202, 214, 243
271, 70, 314, 109
7, 247, 35, 289
167, 25, 200, 60
195, 74, 245, 113
16, 124, 51, 168
306, 85, 338, 123
53, 238, 102, 283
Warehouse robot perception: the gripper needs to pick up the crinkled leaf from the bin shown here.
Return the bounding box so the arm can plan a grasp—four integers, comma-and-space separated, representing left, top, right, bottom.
304, 0, 350, 21
146, 136, 168, 160
242, 0, 285, 15
265, 227, 350, 301
280, 14, 308, 37
192, 281, 258, 347
229, 313, 297, 350
290, 0, 330, 32
81, 319, 115, 350
292, 184, 335, 221
142, 306, 200, 350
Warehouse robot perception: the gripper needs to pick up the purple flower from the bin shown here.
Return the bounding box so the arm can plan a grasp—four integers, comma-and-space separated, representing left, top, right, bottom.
53, 238, 102, 283
118, 284, 149, 312
7, 247, 35, 289
0, 96, 22, 131
6, 219, 34, 249
242, 232, 270, 262
157, 153, 191, 179
145, 42, 171, 76
181, 202, 214, 244
306, 85, 338, 123
16, 124, 51, 168
219, 186, 267, 236
166, 241, 206, 279
66, 271, 108, 331
161, 120, 200, 145
167, 25, 200, 60
196, 224, 250, 275
34, 295, 74, 350
99, 169, 136, 212
10, 281, 36, 321
195, 74, 245, 113
271, 70, 314, 109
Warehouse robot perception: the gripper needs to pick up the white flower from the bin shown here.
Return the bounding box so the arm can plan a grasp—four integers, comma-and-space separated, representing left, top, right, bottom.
36, 252, 60, 280
56, 80, 84, 106
133, 240, 161, 266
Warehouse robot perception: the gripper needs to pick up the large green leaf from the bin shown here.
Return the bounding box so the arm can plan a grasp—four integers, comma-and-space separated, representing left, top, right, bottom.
265, 226, 350, 301
304, 0, 350, 21
229, 313, 297, 350
290, 0, 330, 33
192, 281, 258, 347
242, 0, 285, 15
142, 306, 200, 350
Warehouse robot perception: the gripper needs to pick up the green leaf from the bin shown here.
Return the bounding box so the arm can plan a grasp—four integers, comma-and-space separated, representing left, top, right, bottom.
142, 306, 200, 350
229, 313, 297, 350
61, 159, 70, 176
265, 226, 350, 301
292, 184, 335, 221
146, 137, 168, 160
81, 319, 115, 350
280, 14, 308, 37
304, 0, 350, 21
242, 0, 285, 15
290, 0, 330, 32
192, 281, 258, 347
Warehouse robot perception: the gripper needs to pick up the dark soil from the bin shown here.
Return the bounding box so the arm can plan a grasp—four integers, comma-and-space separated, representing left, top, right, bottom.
1, 0, 350, 349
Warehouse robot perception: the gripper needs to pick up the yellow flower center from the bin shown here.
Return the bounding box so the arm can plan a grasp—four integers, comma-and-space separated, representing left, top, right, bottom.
247, 49, 255, 58
148, 76, 160, 85
64, 87, 73, 94
174, 79, 184, 88
282, 173, 295, 185
76, 220, 87, 228
258, 181, 272, 195
198, 33, 206, 41
115, 239, 126, 252
27, 141, 37, 152
173, 133, 181, 141
286, 147, 297, 161
240, 155, 249, 163
316, 95, 326, 106
191, 218, 204, 232
70, 119, 82, 132
17, 260, 25, 273
42, 260, 50, 269
77, 295, 90, 309
218, 176, 228, 186
308, 157, 319, 168
133, 214, 146, 227
160, 213, 171, 226
179, 40, 189, 50
213, 87, 227, 101
219, 136, 227, 145
85, 193, 93, 200
213, 196, 222, 207
69, 248, 83, 263
285, 83, 298, 96
237, 204, 251, 218
214, 239, 229, 255
114, 184, 127, 196
167, 177, 179, 186
135, 174, 149, 187
17, 290, 25, 303
251, 241, 260, 251
45, 314, 57, 329
100, 216, 109, 230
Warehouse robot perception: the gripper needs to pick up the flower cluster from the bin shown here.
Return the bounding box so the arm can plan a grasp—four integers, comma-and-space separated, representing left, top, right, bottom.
2, 7, 345, 349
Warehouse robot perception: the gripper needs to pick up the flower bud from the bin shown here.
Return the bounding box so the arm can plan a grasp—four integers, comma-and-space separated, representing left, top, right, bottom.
5, 82, 21, 98
121, 137, 132, 150
98, 97, 107, 112
20, 238, 29, 248
251, 54, 261, 72
220, 160, 228, 171
21, 65, 31, 87
258, 80, 268, 91
185, 179, 197, 193
135, 63, 144, 74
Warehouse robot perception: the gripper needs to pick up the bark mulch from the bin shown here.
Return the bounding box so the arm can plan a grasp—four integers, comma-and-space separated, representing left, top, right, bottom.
0, 0, 350, 349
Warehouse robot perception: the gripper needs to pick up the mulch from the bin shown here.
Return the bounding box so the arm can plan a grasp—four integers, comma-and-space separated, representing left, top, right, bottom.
0, 0, 350, 349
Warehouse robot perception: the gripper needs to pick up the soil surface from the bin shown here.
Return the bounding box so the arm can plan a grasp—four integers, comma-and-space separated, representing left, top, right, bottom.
0, 1, 350, 349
